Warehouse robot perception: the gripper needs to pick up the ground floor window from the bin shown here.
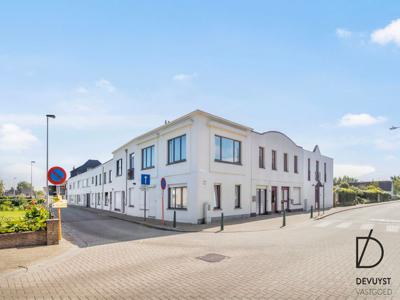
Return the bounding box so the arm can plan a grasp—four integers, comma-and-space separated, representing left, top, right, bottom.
168, 186, 187, 209
235, 185, 241, 208
104, 192, 109, 206
97, 193, 101, 206
214, 184, 221, 209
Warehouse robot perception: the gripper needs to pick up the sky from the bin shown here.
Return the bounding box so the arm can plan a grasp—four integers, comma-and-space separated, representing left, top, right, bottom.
0, 1, 400, 190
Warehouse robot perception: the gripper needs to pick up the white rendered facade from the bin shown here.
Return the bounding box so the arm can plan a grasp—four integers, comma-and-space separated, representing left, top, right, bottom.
67, 110, 333, 224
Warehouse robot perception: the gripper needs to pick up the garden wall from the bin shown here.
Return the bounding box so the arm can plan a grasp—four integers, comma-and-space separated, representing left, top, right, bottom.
0, 219, 59, 249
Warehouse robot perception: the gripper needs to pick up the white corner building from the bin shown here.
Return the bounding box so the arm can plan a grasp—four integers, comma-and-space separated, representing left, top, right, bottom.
66, 110, 333, 224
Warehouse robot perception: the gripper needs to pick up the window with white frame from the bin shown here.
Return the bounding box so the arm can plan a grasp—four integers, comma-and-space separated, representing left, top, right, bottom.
142, 145, 155, 169
235, 185, 241, 208
116, 159, 123, 176
214, 184, 221, 209
214, 135, 241, 164
168, 186, 187, 209
168, 135, 186, 164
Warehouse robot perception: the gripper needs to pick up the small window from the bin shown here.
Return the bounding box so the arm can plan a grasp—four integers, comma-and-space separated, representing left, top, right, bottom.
294, 155, 298, 174
168, 186, 187, 209
129, 153, 135, 179
214, 135, 241, 164
95, 175, 98, 186
116, 159, 123, 176
92, 177, 94, 184
259, 147, 265, 168
99, 174, 102, 185
104, 192, 109, 206
284, 153, 288, 172
307, 158, 311, 181
272, 150, 277, 170
214, 184, 221, 209
168, 135, 187, 164
109, 170, 112, 183
103, 172, 106, 185
142, 145, 155, 169
235, 185, 241, 208
316, 161, 320, 181
324, 162, 327, 182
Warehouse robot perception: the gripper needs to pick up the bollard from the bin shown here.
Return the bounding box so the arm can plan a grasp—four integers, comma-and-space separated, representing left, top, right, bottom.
282, 201, 286, 227
173, 210, 176, 228
310, 205, 313, 218
220, 212, 224, 231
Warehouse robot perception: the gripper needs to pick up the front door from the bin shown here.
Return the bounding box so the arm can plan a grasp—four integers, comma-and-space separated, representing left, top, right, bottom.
86, 193, 90, 208
282, 187, 290, 212
271, 186, 278, 213
315, 186, 320, 211
256, 188, 267, 215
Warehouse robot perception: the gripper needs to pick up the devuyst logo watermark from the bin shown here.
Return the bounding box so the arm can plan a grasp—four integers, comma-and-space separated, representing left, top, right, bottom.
355, 229, 392, 296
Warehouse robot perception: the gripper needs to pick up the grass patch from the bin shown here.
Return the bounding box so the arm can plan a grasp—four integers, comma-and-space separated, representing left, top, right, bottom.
0, 210, 25, 220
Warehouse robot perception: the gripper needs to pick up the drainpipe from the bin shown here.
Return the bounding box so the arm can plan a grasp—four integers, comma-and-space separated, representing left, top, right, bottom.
125, 148, 128, 214
102, 165, 104, 210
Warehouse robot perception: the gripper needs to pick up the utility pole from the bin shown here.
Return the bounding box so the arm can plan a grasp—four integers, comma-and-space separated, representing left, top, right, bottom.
46, 114, 56, 209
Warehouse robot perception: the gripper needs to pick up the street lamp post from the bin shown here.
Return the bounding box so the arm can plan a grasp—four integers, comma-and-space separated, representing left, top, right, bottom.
30, 161, 35, 198
46, 114, 56, 209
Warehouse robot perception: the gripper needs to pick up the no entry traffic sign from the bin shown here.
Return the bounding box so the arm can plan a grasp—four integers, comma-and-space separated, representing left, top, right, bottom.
48, 166, 67, 185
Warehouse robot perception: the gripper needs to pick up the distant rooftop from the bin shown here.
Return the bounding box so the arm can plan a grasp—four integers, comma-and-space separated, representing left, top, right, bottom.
70, 159, 101, 178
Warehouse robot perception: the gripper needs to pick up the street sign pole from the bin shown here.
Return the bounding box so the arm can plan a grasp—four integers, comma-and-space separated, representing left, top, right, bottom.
161, 189, 164, 225
57, 207, 62, 240
144, 187, 147, 221
160, 177, 166, 225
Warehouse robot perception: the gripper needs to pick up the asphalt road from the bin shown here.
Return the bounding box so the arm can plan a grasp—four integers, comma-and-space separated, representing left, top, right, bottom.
60, 206, 175, 247
2, 202, 400, 299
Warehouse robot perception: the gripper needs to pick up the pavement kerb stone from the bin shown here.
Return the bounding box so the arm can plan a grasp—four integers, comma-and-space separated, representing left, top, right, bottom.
314, 200, 400, 220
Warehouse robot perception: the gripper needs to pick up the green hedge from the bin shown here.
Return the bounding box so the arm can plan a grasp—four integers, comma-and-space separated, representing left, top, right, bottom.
336, 188, 357, 206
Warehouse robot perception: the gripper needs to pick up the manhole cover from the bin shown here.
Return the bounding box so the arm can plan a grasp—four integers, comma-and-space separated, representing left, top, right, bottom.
196, 253, 229, 263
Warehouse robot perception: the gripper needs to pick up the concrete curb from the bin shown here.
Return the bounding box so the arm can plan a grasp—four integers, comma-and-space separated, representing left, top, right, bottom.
314, 200, 400, 220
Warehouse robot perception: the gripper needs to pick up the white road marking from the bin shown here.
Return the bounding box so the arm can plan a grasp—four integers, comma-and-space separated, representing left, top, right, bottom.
315, 221, 334, 227
386, 225, 399, 233
360, 223, 374, 230
370, 218, 400, 223
336, 222, 352, 229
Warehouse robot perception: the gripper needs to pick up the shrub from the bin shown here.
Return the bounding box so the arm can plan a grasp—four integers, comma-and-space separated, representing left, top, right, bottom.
0, 205, 50, 234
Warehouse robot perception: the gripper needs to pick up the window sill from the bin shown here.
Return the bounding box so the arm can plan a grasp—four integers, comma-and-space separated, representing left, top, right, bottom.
141, 166, 155, 171
234, 207, 241, 209
214, 160, 242, 166
167, 159, 186, 166
167, 208, 187, 211
213, 208, 222, 211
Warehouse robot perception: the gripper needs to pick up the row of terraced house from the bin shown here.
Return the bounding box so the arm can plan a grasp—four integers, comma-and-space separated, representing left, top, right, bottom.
66, 110, 334, 224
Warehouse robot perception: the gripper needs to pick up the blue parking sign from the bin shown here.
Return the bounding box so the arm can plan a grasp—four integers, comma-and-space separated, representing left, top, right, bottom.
141, 174, 151, 185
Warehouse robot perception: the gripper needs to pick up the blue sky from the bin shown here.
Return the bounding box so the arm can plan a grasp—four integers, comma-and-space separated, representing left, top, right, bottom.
0, 1, 400, 189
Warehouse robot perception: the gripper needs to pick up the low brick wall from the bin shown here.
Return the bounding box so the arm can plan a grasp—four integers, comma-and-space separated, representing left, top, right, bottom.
0, 219, 59, 249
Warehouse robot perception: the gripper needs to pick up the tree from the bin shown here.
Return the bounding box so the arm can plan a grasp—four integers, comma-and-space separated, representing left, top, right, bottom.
16, 181, 32, 195
0, 179, 4, 196
391, 176, 400, 195
334, 176, 359, 186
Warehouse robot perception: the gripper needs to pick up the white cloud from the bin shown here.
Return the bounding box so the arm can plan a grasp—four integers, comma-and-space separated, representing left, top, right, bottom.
0, 123, 38, 151
172, 73, 197, 81
334, 164, 376, 178
75, 86, 88, 94
95, 79, 115, 92
371, 19, 400, 47
339, 113, 386, 127
0, 163, 45, 190
336, 28, 352, 39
